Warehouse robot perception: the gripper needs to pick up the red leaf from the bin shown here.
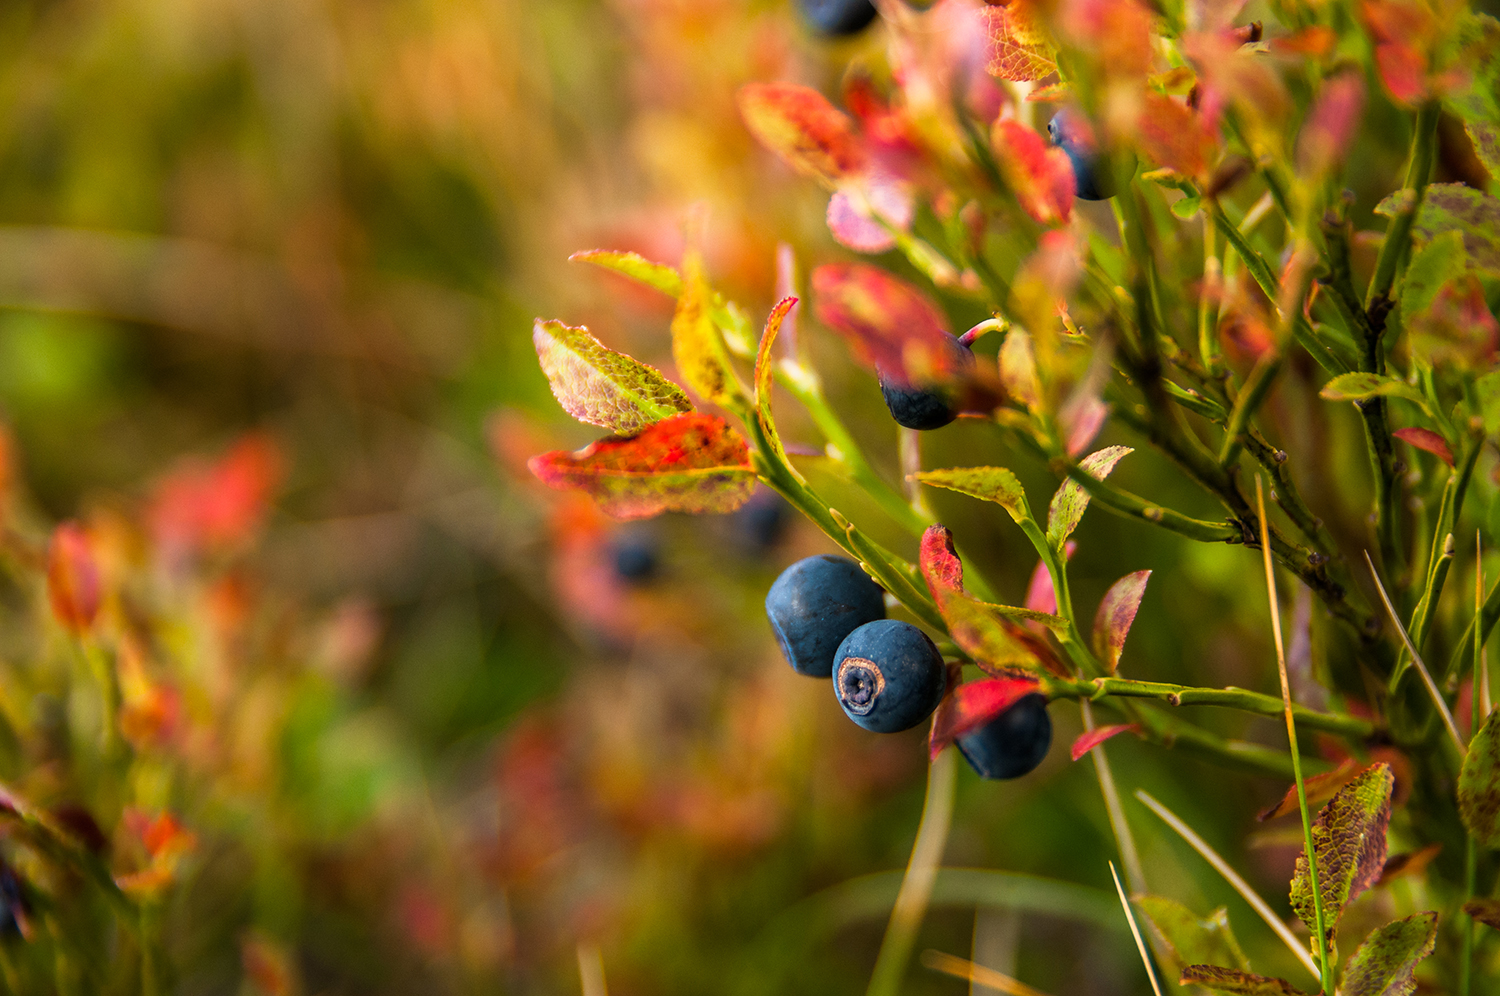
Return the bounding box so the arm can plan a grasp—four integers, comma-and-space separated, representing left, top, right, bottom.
812, 264, 962, 385
930, 677, 1044, 759
1092, 570, 1150, 673
1070, 724, 1140, 760
1024, 541, 1076, 616
48, 522, 100, 633
992, 119, 1073, 226
1136, 94, 1213, 178
150, 434, 283, 558
528, 413, 755, 520
980, 1, 1057, 82
1297, 73, 1366, 178
1361, 0, 1436, 106
1392, 427, 1454, 466
1407, 275, 1500, 367
920, 525, 1047, 673
738, 83, 867, 185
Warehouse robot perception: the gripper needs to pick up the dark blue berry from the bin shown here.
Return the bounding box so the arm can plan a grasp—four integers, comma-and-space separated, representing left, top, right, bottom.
0, 866, 25, 938
878, 336, 973, 431
833, 619, 946, 732
735, 490, 790, 551
956, 693, 1052, 779
766, 555, 886, 677
798, 0, 879, 36
1048, 111, 1114, 202
612, 535, 659, 582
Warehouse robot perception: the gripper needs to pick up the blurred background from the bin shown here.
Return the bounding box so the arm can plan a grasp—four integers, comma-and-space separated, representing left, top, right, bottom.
0, 0, 1442, 993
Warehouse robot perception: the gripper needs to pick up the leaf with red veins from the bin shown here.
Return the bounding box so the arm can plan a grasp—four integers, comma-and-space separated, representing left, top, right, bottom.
1290, 762, 1394, 951
812, 263, 961, 384
48, 522, 100, 633
1070, 724, 1140, 761
1092, 570, 1150, 673
533, 319, 693, 435
980, 1, 1057, 82
930, 676, 1045, 759
1296, 72, 1366, 179
738, 82, 867, 186
919, 525, 1045, 673
992, 119, 1074, 226
528, 413, 755, 520
1392, 427, 1454, 466
1340, 912, 1437, 996
1178, 966, 1311, 995
1136, 93, 1214, 178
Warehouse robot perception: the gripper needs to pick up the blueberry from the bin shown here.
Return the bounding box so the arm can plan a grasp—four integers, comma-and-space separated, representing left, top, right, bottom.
798, 0, 879, 36
878, 335, 973, 431
735, 490, 790, 551
0, 865, 25, 938
766, 555, 887, 677
956, 693, 1052, 779
833, 619, 946, 732
612, 535, 659, 582
1047, 111, 1114, 202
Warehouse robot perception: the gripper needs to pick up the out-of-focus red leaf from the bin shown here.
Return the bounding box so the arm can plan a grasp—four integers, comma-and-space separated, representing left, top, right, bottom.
1190, 0, 1249, 31
738, 82, 866, 185
1297, 73, 1366, 178
1070, 724, 1140, 760
528, 413, 755, 520
1060, 390, 1109, 456
980, 1, 1057, 82
47, 522, 100, 633
826, 181, 914, 254
1407, 275, 1500, 367
117, 808, 197, 896
1059, 0, 1154, 80
1361, 0, 1436, 105
992, 119, 1073, 226
1092, 570, 1150, 673
1136, 93, 1213, 178
1271, 26, 1337, 56
1392, 427, 1455, 466
930, 676, 1044, 759
150, 434, 283, 558
118, 637, 181, 750
1183, 30, 1291, 134
812, 263, 961, 384
1377, 842, 1443, 885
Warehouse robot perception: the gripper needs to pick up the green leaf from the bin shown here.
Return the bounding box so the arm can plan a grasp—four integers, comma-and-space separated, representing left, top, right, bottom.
1467, 120, 1500, 181
570, 249, 684, 296
1449, 12, 1500, 126
754, 297, 799, 467
1318, 372, 1426, 405
1374, 183, 1500, 273
1289, 763, 1394, 950
1135, 895, 1250, 976
1177, 966, 1309, 995
914, 466, 1033, 525
1047, 446, 1132, 550
1398, 230, 1467, 322
671, 251, 743, 407
1339, 912, 1437, 996
532, 319, 693, 435
1477, 370, 1500, 437
1171, 193, 1202, 219
1459, 708, 1500, 847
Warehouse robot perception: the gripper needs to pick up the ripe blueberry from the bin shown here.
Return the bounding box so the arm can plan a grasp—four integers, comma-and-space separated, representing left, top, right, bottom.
766, 555, 887, 677
1047, 111, 1114, 202
798, 0, 879, 36
878, 335, 973, 431
833, 619, 946, 733
612, 534, 659, 582
956, 693, 1052, 779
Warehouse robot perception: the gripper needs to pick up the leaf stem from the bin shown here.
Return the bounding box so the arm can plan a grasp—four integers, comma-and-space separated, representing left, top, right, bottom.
1257, 478, 1332, 996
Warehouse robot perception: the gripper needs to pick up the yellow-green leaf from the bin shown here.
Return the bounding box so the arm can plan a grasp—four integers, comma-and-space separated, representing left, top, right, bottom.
1459, 708, 1500, 847
1178, 966, 1309, 995
1318, 372, 1425, 405
1290, 763, 1393, 950
754, 297, 799, 467
1047, 446, 1132, 550
1135, 895, 1250, 976
532, 319, 693, 435
1340, 912, 1437, 996
913, 467, 1032, 525
671, 251, 743, 408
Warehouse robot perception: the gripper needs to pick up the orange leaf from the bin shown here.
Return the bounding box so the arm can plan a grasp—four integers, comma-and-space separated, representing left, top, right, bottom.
981, 1, 1057, 82
528, 413, 755, 520
47, 522, 100, 633
1258, 757, 1361, 821
1136, 93, 1213, 178
1070, 723, 1140, 760
811, 263, 964, 385
738, 82, 866, 185
992, 119, 1073, 226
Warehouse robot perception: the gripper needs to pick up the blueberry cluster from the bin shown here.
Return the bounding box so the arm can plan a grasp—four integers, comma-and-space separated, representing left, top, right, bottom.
765, 555, 1051, 777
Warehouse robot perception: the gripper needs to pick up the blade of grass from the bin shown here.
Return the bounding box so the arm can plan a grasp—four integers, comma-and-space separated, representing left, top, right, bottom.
867, 747, 959, 996
1363, 550, 1465, 754
1082, 700, 1147, 894
1110, 861, 1164, 996
1461, 533, 1483, 996
921, 950, 1053, 996
1135, 789, 1323, 981
1257, 477, 1332, 996
577, 943, 607, 996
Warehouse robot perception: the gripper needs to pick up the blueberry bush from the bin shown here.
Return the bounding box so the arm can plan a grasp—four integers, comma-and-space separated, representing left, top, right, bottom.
526, 0, 1500, 993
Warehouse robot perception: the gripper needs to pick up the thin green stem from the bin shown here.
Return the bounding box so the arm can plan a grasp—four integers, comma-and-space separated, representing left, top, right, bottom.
1366, 101, 1442, 311
1050, 454, 1240, 543
1460, 533, 1482, 996
1199, 214, 1223, 379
